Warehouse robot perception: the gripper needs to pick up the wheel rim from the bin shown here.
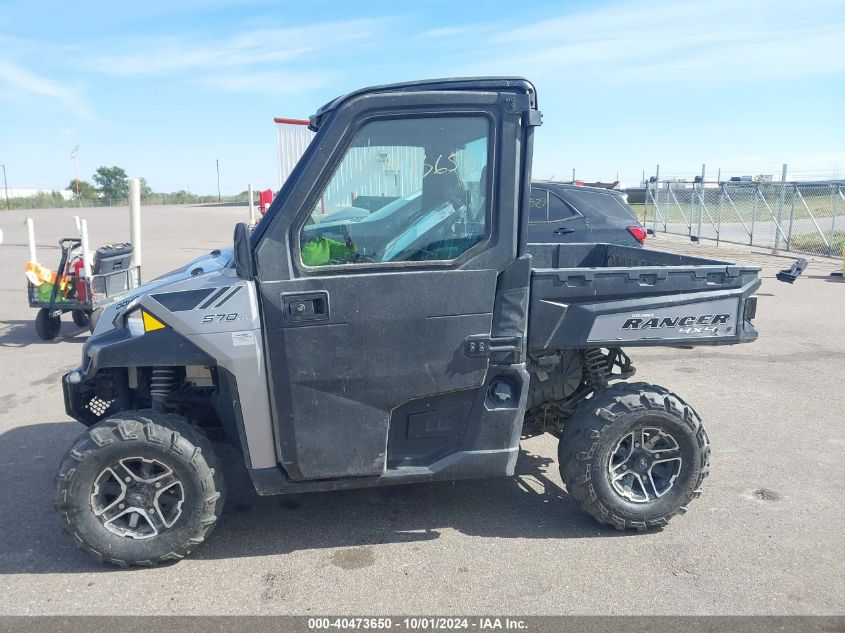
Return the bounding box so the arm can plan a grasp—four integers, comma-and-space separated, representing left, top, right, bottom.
607, 427, 682, 503
90, 457, 185, 540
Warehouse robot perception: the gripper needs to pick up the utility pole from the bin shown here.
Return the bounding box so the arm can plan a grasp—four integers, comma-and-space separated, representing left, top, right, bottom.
1, 163, 9, 210
216, 159, 221, 203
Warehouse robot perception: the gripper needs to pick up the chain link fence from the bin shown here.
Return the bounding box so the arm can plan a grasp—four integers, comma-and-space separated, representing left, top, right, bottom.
644, 180, 845, 257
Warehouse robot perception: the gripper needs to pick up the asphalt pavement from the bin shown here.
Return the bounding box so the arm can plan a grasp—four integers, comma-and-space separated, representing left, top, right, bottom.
1, 204, 843, 615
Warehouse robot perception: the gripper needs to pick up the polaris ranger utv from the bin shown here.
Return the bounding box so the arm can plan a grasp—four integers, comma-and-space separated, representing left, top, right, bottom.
55, 78, 761, 567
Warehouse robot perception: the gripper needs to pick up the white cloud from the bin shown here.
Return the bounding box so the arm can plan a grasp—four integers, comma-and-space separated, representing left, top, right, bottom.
422, 26, 482, 39
0, 59, 91, 119
79, 19, 385, 76
460, 0, 845, 84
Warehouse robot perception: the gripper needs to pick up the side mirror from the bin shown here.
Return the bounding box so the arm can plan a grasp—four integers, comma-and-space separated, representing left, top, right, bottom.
233, 222, 255, 281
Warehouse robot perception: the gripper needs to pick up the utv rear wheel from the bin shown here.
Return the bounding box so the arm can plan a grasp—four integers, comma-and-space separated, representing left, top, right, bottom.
559, 382, 709, 531
35, 308, 61, 340
54, 411, 225, 567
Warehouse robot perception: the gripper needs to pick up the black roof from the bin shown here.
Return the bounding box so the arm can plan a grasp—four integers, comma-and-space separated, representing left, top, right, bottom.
310, 77, 537, 130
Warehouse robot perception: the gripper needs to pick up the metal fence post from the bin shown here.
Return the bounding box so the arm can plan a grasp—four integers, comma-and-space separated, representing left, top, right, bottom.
696, 164, 705, 242
717, 183, 723, 246
654, 165, 661, 232
786, 183, 796, 251
774, 164, 788, 251
688, 182, 695, 238
750, 183, 758, 246
830, 184, 838, 257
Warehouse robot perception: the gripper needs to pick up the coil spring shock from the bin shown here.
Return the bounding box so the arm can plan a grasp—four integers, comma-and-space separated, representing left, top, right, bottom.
150, 367, 177, 411
581, 348, 610, 391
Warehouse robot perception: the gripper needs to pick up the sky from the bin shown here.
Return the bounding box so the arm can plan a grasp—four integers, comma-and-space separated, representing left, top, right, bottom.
1, 0, 844, 194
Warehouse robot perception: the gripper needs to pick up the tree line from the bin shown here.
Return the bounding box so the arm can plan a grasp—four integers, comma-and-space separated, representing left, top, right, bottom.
0, 166, 251, 210
67, 166, 246, 206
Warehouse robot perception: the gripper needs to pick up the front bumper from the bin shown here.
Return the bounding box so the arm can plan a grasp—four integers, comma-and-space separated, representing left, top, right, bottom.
62, 371, 84, 423
62, 369, 113, 426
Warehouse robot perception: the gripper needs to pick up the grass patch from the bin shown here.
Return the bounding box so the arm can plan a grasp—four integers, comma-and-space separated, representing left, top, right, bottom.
629, 203, 647, 222
789, 231, 845, 256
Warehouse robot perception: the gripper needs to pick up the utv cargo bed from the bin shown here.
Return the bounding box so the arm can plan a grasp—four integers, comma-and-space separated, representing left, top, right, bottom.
527, 243, 761, 349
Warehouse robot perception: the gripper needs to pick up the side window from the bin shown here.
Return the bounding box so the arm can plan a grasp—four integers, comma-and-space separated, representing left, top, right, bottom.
528, 188, 549, 223
548, 191, 581, 221
298, 116, 490, 267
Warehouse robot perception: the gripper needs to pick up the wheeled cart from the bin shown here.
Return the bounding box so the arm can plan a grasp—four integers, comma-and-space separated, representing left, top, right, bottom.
25, 221, 140, 340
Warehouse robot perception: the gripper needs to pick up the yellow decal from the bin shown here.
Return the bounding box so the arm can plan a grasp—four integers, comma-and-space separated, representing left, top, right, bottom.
142, 311, 166, 332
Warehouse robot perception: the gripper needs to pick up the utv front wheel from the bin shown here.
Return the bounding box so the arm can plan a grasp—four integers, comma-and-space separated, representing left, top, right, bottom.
54, 411, 225, 567
559, 382, 709, 531
88, 307, 103, 333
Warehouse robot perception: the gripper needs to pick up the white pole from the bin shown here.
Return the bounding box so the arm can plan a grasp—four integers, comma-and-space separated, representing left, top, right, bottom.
26, 217, 37, 262
80, 218, 92, 278
248, 183, 256, 224
129, 178, 142, 267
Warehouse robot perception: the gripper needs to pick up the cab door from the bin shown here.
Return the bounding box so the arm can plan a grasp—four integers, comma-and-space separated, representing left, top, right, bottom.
254, 88, 535, 481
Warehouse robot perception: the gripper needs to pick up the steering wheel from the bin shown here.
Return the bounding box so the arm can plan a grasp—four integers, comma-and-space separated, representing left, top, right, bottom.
382, 201, 464, 262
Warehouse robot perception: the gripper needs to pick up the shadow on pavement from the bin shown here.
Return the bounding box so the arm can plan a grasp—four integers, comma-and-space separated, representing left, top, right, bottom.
0, 319, 87, 348
189, 203, 249, 209
0, 422, 639, 575
805, 274, 845, 283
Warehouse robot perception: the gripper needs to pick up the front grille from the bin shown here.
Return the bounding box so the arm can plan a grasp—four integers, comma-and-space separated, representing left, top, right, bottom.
84, 395, 114, 419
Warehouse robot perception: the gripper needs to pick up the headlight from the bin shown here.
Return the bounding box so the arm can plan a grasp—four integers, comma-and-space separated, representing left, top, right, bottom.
124, 308, 166, 337
125, 309, 145, 337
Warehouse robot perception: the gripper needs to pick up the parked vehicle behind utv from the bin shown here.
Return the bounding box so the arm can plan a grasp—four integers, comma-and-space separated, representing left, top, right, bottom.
55, 77, 760, 566
527, 181, 647, 247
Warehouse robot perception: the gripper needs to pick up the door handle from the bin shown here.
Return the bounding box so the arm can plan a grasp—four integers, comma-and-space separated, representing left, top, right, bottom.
553, 227, 576, 235
283, 291, 330, 322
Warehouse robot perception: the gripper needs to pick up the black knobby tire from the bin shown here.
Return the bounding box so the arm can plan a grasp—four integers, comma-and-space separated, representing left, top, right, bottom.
88, 307, 103, 333
54, 410, 225, 567
72, 309, 90, 328
35, 308, 61, 340
559, 381, 710, 531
